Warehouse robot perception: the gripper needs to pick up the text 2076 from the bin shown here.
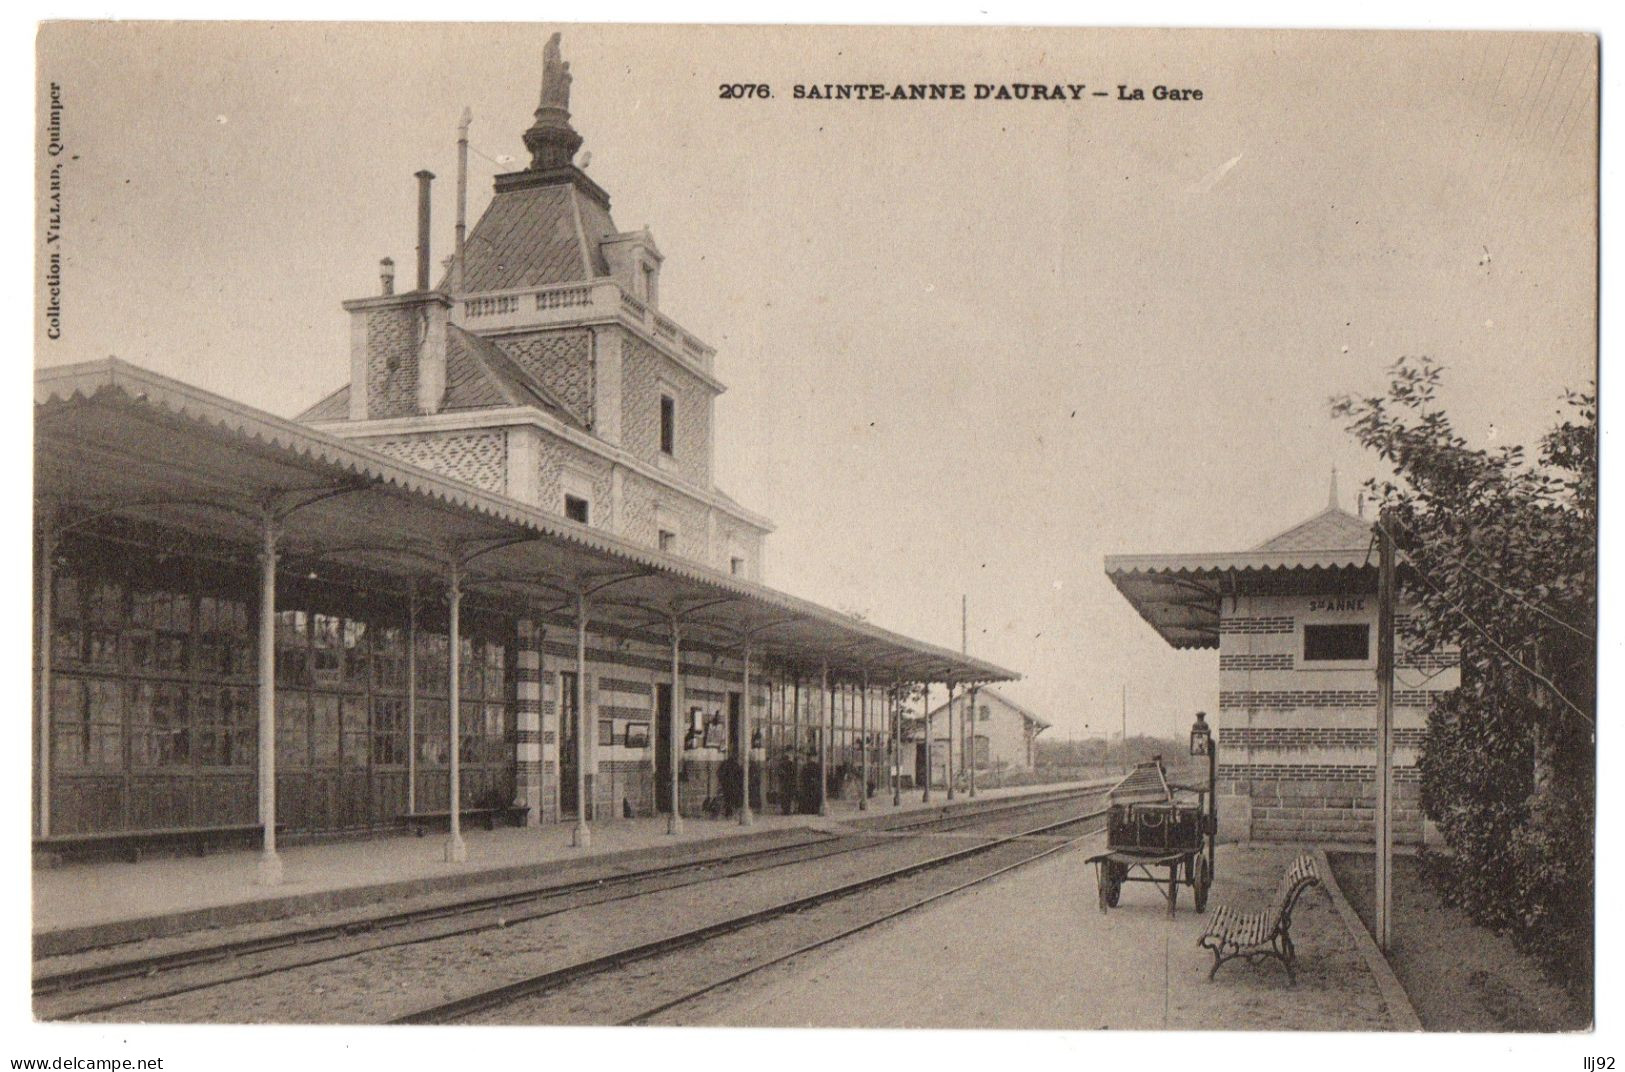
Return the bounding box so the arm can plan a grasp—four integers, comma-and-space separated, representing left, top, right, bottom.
719, 84, 771, 99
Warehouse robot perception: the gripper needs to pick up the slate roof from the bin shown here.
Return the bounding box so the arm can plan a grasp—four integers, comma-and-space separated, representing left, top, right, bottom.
295, 325, 584, 429
1103, 499, 1378, 650
457, 181, 616, 292
447, 325, 585, 427
298, 383, 350, 422
40, 358, 1020, 687
921, 686, 1052, 731
1252, 505, 1372, 554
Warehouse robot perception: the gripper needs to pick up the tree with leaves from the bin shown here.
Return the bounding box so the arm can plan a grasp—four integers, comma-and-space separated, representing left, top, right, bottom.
1332, 356, 1595, 1008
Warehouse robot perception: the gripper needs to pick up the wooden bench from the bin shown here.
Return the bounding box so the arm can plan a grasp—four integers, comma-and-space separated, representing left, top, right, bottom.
1197, 851, 1322, 985
397, 806, 530, 837
34, 824, 265, 864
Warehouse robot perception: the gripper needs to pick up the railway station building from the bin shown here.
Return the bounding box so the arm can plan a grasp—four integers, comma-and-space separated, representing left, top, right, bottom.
32, 36, 1015, 874
903, 687, 1051, 788
1104, 481, 1454, 845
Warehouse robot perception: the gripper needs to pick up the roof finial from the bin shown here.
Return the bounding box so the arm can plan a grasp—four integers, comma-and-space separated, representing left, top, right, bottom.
523, 32, 584, 171
540, 32, 572, 111
1328, 465, 1340, 511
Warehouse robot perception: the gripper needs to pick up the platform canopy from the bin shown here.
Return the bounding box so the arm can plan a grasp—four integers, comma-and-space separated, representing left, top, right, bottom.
36, 359, 1017, 686
1104, 504, 1378, 650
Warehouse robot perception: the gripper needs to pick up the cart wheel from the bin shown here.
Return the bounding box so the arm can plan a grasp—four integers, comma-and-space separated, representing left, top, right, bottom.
1099, 861, 1123, 909
1167, 865, 1179, 917
1096, 863, 1113, 913
1192, 854, 1211, 913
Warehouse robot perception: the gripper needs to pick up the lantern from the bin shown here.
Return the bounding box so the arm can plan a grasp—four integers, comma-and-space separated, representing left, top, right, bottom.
1189, 711, 1212, 757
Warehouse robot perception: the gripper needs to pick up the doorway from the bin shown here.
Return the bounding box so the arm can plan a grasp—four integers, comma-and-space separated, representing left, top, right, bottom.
560, 671, 580, 820
655, 683, 673, 813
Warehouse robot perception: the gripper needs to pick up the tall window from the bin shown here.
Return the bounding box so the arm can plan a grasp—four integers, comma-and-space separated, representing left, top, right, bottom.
730, 556, 745, 576
564, 495, 590, 524
659, 394, 676, 455
659, 529, 677, 553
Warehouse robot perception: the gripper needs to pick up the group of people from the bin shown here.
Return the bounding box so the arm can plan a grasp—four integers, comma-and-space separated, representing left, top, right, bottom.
703, 751, 878, 818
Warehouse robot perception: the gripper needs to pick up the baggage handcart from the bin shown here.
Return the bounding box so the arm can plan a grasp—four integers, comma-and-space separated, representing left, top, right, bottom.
1086, 752, 1216, 918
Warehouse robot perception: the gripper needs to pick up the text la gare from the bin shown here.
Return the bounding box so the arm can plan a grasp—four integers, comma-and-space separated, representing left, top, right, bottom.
1119, 85, 1203, 100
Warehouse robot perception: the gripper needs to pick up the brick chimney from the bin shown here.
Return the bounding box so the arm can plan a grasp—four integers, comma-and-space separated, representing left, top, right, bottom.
343, 172, 451, 421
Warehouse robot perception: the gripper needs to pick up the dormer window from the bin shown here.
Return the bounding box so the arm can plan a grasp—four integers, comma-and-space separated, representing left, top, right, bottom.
564, 495, 590, 524
659, 529, 677, 553
641, 262, 658, 307
730, 556, 746, 576
659, 394, 676, 456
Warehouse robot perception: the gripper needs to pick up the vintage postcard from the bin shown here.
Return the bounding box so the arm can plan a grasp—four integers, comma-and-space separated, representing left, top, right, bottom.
27, 19, 1600, 1062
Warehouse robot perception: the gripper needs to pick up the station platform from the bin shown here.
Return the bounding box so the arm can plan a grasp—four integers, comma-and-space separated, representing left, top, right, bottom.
33, 778, 1110, 957
691, 838, 1418, 1031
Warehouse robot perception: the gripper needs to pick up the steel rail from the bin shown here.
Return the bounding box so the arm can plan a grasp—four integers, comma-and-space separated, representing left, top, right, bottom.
39, 792, 1097, 1018
35, 831, 834, 999
878, 786, 1108, 832
621, 815, 1106, 1025
393, 805, 1108, 1025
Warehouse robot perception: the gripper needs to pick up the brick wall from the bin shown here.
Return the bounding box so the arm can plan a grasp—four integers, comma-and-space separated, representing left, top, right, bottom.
1219, 689, 1436, 710
514, 620, 546, 826
1217, 591, 1453, 846
1220, 726, 1426, 749
538, 635, 748, 823
1218, 615, 1295, 635
621, 469, 708, 558
499, 328, 594, 426
365, 306, 421, 419
535, 435, 612, 520
366, 430, 509, 496
622, 334, 712, 486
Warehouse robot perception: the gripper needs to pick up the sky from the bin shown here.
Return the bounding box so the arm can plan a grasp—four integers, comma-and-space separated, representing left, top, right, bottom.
32, 23, 1597, 743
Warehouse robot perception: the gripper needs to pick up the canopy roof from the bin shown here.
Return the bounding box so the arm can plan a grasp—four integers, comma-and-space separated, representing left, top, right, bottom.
1104, 505, 1377, 650
36, 359, 1017, 685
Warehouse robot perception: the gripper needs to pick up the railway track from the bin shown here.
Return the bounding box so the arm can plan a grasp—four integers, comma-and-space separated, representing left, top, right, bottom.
36, 788, 1104, 1022
404, 806, 1107, 1025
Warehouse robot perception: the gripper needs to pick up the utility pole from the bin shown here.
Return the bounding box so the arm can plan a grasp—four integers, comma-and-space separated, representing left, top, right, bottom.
1121, 684, 1128, 773
1375, 516, 1396, 952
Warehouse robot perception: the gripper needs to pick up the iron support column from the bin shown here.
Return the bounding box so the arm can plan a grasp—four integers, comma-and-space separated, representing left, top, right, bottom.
255, 512, 284, 885
406, 586, 418, 814
858, 674, 869, 811
892, 686, 902, 806
945, 681, 957, 801
572, 592, 591, 848
967, 685, 978, 798
444, 562, 468, 863
818, 662, 830, 816
37, 519, 56, 838
791, 673, 802, 809
920, 681, 932, 803
739, 639, 755, 827
668, 618, 685, 834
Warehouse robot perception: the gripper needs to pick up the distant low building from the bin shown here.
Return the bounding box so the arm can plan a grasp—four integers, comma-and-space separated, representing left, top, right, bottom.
901, 687, 1050, 787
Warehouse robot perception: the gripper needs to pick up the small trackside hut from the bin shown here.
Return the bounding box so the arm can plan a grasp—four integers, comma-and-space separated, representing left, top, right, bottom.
1104, 476, 1454, 846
